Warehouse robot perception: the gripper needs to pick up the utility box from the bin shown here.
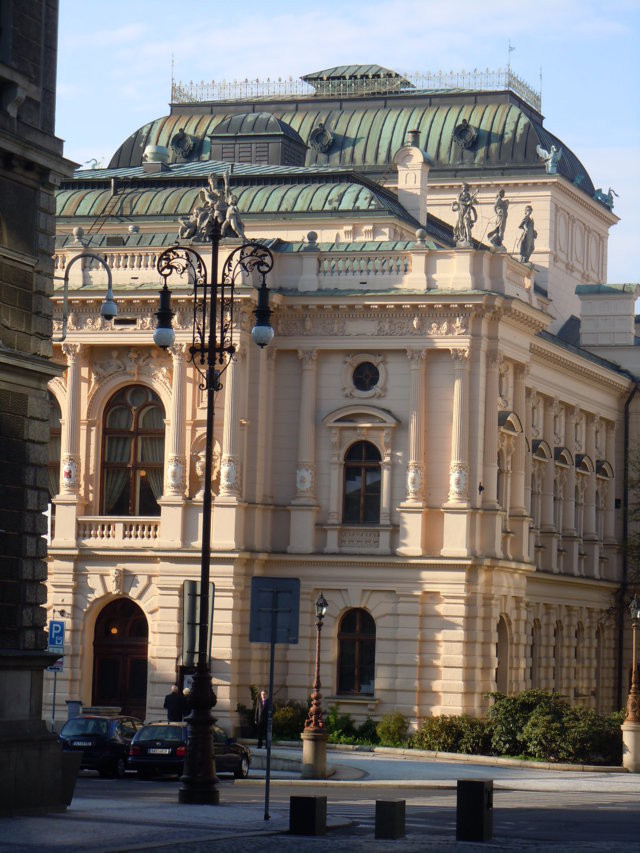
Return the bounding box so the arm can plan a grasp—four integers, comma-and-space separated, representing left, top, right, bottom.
456, 779, 493, 842
289, 795, 327, 835
375, 799, 406, 839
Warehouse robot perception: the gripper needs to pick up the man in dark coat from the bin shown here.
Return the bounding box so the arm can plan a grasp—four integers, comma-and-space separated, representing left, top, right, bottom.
254, 689, 269, 748
163, 684, 183, 722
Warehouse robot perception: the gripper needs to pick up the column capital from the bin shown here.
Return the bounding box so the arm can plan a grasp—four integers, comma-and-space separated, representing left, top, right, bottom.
406, 347, 426, 366
297, 349, 317, 367
449, 347, 470, 364
61, 342, 83, 363
169, 342, 189, 361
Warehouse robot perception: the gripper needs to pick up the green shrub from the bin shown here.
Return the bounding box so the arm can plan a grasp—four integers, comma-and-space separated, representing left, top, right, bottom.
356, 717, 379, 744
412, 715, 465, 752
561, 706, 623, 765
271, 700, 308, 740
521, 706, 567, 761
376, 712, 409, 747
458, 716, 492, 755
488, 690, 569, 757
325, 704, 357, 742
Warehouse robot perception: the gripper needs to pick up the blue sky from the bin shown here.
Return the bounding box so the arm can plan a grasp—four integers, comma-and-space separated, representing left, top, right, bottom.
56, 0, 639, 283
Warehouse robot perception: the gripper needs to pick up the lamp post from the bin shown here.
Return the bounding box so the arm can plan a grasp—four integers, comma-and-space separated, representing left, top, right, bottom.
301, 592, 329, 779
54, 248, 118, 342
622, 594, 640, 771
153, 178, 274, 805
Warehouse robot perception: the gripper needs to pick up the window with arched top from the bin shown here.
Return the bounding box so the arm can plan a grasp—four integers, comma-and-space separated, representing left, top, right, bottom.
337, 608, 376, 695
342, 441, 381, 524
48, 393, 62, 501
101, 385, 165, 516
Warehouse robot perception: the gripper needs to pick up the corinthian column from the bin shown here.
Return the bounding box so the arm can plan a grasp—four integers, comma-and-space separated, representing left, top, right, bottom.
218, 349, 242, 498
405, 348, 426, 504
60, 343, 83, 493
165, 343, 188, 496
447, 348, 470, 505
482, 348, 499, 508
294, 350, 317, 502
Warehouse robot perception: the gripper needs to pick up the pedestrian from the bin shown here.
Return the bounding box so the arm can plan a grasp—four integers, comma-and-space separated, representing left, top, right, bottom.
163, 684, 183, 722
182, 686, 191, 717
254, 689, 269, 748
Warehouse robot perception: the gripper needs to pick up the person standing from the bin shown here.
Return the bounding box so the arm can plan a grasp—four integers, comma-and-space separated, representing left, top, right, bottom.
254, 689, 269, 749
163, 684, 183, 722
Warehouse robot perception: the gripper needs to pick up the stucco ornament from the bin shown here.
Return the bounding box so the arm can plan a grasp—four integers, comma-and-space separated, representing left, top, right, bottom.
308, 121, 335, 153
407, 463, 423, 498
536, 143, 562, 174
61, 456, 79, 490
448, 462, 468, 501
220, 458, 238, 491
111, 567, 124, 595
167, 457, 185, 494
452, 183, 478, 247
453, 118, 477, 150
296, 466, 314, 494
170, 128, 197, 160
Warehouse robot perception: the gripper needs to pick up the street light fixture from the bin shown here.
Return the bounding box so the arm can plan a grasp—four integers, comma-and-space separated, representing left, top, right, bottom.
626, 595, 640, 723
305, 592, 328, 732
153, 176, 274, 805
54, 248, 118, 342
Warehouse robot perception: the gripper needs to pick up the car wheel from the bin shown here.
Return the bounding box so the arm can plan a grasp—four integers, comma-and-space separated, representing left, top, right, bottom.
114, 757, 127, 779
234, 756, 249, 779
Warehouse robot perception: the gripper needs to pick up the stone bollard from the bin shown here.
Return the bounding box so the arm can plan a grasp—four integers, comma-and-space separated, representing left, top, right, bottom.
622, 720, 640, 772
289, 795, 327, 836
456, 779, 493, 842
375, 799, 406, 839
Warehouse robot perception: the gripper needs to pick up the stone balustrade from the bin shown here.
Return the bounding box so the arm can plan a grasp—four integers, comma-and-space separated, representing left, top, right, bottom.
77, 517, 160, 546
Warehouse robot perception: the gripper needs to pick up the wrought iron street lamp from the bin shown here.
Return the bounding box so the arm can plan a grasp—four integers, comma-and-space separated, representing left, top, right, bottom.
153, 175, 274, 805
626, 595, 640, 724
54, 246, 118, 342
305, 592, 329, 732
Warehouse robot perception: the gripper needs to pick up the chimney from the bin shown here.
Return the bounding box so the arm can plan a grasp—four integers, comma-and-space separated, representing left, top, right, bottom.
393, 131, 430, 226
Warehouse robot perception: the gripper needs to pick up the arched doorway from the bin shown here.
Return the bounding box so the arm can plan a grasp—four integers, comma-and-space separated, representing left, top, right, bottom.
92, 598, 148, 720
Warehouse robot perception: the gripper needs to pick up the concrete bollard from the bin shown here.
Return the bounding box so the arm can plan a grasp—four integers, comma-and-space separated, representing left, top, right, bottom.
375, 799, 406, 839
456, 779, 493, 842
289, 795, 327, 835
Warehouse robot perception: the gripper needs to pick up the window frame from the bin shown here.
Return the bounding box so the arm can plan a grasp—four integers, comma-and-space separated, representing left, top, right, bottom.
342, 440, 382, 525
337, 608, 376, 696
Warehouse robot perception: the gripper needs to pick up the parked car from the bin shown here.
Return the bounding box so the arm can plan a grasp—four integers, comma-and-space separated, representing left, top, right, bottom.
58, 714, 142, 778
128, 722, 250, 779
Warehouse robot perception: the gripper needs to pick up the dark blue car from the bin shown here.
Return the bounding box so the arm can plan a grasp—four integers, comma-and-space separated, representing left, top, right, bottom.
59, 714, 142, 778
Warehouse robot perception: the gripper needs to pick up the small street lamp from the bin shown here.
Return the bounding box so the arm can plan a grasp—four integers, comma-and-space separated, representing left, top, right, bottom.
622, 594, 640, 771
301, 592, 329, 778
626, 596, 640, 723
154, 173, 274, 804
54, 244, 118, 342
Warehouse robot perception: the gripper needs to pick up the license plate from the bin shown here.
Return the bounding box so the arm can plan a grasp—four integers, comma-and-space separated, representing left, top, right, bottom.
72, 740, 93, 747
148, 748, 171, 754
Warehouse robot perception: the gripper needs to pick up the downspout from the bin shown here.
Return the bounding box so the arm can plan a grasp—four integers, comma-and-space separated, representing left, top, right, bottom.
618, 376, 640, 707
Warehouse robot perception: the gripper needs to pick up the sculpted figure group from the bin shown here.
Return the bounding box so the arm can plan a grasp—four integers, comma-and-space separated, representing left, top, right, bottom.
178, 170, 246, 242
451, 183, 537, 263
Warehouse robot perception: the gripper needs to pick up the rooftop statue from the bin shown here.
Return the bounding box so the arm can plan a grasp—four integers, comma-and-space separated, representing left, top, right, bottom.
177, 170, 246, 241
536, 143, 562, 174
452, 183, 478, 248
517, 205, 537, 264
593, 186, 618, 211
487, 188, 509, 251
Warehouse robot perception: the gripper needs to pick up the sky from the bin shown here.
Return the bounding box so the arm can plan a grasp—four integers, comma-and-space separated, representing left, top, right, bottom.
56, 0, 640, 283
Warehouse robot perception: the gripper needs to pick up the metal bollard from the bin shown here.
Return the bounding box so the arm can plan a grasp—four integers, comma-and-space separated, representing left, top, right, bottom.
375, 799, 406, 839
289, 795, 327, 835
456, 779, 493, 842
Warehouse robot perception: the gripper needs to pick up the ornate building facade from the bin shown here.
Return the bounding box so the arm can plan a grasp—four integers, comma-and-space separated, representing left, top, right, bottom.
45, 65, 637, 730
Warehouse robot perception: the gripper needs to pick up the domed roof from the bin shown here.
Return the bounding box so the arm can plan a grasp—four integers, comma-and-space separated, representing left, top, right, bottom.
209, 112, 304, 145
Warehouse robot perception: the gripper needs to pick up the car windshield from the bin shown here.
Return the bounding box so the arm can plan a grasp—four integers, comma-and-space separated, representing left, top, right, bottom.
61, 718, 108, 737
137, 725, 184, 742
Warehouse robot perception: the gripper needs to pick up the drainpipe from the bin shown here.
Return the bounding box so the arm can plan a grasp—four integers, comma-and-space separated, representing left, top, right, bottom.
619, 377, 640, 707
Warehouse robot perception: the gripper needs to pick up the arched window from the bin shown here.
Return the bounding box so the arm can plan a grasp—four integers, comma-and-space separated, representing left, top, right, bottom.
101, 385, 165, 516
343, 441, 381, 524
48, 393, 61, 501
496, 615, 510, 694
530, 619, 541, 689
337, 608, 376, 695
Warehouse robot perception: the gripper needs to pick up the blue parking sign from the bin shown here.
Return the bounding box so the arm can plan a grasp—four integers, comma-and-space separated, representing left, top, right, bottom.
48, 620, 65, 653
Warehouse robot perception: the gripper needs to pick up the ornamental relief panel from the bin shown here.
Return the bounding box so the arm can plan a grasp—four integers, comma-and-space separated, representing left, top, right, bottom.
276, 311, 468, 338
89, 349, 172, 395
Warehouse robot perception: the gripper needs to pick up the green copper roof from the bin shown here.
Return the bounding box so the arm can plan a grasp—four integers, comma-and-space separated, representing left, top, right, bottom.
209, 111, 304, 143
575, 283, 640, 295
108, 98, 595, 196
57, 179, 420, 224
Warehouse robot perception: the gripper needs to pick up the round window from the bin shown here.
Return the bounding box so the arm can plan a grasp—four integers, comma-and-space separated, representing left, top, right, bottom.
352, 362, 380, 392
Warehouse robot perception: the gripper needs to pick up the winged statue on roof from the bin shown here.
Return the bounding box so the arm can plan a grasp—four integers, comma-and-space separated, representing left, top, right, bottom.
536, 143, 562, 174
